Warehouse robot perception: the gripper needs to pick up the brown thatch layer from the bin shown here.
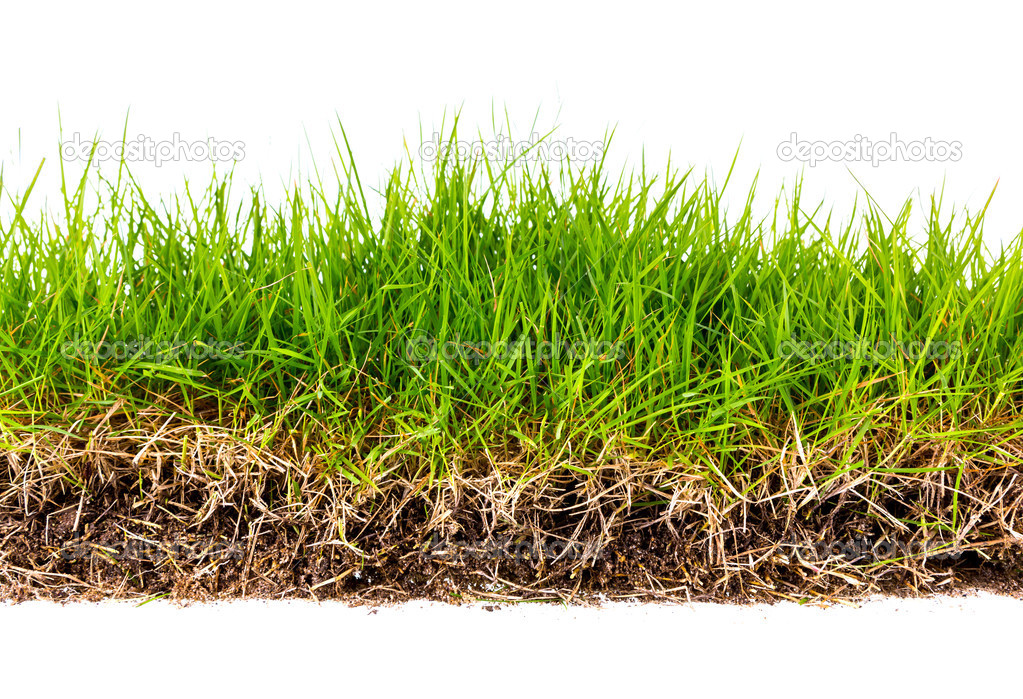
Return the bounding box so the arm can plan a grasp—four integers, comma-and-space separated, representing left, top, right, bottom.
3, 409, 1023, 603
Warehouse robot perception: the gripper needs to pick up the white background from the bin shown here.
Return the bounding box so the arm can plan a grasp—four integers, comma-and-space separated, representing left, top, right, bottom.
3, 0, 1023, 244
2, 1, 1022, 695
2, 594, 1021, 697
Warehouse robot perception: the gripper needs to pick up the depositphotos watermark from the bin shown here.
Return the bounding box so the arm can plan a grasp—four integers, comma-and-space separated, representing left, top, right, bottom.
404, 330, 624, 366
420, 133, 605, 164
787, 535, 963, 563
60, 335, 246, 365
58, 535, 243, 564
777, 336, 960, 365
420, 533, 605, 563
61, 132, 246, 167
777, 132, 962, 167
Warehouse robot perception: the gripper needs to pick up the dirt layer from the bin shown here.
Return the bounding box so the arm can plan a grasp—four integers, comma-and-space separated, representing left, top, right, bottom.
3, 500, 1021, 604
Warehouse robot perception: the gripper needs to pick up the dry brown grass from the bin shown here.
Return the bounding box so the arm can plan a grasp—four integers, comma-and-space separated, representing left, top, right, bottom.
3, 405, 1022, 603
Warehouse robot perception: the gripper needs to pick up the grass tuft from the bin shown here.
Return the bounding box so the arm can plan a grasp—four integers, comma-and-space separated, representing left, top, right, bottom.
1, 124, 1022, 602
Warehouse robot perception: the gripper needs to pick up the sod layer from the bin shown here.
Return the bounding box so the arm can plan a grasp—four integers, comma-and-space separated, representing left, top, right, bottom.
2, 131, 1022, 601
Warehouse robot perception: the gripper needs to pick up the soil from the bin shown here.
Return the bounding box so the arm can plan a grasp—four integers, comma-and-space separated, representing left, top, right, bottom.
2, 499, 1021, 605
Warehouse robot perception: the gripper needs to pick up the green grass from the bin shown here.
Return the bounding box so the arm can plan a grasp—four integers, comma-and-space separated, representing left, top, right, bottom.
2, 123, 1022, 599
